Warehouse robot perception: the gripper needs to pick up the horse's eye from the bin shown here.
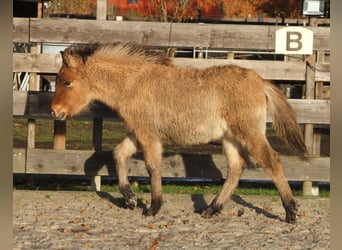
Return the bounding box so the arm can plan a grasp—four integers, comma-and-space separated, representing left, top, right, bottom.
64, 81, 72, 87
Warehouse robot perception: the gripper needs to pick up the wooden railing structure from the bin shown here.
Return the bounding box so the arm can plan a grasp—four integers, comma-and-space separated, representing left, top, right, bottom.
13, 16, 330, 194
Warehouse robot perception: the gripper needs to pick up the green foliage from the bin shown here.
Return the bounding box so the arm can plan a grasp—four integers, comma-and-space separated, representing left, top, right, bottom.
13, 175, 330, 198
44, 0, 97, 17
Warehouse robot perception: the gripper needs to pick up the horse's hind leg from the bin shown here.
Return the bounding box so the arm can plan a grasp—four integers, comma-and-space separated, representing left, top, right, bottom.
243, 131, 298, 223
134, 136, 163, 216
202, 137, 246, 218
113, 134, 139, 209
140, 140, 163, 216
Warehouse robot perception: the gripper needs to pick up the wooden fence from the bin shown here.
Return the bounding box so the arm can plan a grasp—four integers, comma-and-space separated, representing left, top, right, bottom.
13, 17, 330, 194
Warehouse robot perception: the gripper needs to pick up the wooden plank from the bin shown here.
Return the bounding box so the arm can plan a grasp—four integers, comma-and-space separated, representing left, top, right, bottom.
288, 99, 330, 124
315, 63, 330, 82
25, 91, 117, 119
13, 148, 26, 173
13, 91, 28, 116
174, 58, 306, 81
23, 148, 330, 182
169, 23, 273, 49
13, 18, 330, 51
308, 26, 330, 52
96, 0, 107, 20
13, 53, 308, 81
53, 120, 66, 150
304, 54, 316, 156
13, 91, 330, 124
93, 0, 104, 191
29, 18, 173, 46
13, 53, 61, 73
13, 18, 30, 43
13, 53, 309, 81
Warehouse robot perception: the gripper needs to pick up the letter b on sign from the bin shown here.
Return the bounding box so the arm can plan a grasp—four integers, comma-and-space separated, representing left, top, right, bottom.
275, 27, 313, 55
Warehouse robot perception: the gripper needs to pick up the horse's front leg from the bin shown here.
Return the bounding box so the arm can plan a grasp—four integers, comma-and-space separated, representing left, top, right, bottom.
141, 140, 163, 216
113, 134, 139, 209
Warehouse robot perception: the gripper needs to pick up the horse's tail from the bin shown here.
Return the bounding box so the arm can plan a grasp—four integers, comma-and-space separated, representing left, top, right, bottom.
264, 81, 307, 155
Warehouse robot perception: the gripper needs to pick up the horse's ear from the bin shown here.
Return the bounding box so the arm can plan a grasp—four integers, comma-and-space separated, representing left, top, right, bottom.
60, 48, 82, 68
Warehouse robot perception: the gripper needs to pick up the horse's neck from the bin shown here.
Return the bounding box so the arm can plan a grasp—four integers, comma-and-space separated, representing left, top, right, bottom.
88, 66, 128, 110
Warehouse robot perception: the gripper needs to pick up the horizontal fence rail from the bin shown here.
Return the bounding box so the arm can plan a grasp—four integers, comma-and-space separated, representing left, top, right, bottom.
13, 91, 330, 125
14, 148, 329, 182
13, 18, 330, 50
13, 54, 330, 82
12, 17, 330, 194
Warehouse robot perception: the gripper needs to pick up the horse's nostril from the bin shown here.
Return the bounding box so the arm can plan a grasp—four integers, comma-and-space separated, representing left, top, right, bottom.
51, 109, 66, 120
51, 109, 56, 118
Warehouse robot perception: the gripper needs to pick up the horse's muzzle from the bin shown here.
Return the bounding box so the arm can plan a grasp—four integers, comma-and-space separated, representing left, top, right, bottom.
51, 109, 65, 120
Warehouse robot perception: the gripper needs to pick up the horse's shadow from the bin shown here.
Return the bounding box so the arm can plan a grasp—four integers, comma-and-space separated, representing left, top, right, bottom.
182, 153, 281, 221
83, 151, 148, 214
83, 150, 280, 221
95, 191, 149, 214
190, 193, 280, 221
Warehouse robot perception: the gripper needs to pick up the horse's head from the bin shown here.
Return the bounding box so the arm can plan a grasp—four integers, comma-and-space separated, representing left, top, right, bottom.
51, 47, 93, 120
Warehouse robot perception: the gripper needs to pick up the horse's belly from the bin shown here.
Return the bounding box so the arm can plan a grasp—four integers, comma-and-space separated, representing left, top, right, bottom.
159, 119, 229, 145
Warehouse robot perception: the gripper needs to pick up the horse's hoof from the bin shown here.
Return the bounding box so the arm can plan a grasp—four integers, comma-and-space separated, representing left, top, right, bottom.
285, 214, 297, 224
201, 206, 219, 219
145, 199, 163, 216
146, 208, 157, 217
125, 194, 137, 209
285, 200, 298, 224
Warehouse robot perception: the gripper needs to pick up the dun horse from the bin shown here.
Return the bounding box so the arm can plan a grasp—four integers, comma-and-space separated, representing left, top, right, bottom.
51, 43, 307, 223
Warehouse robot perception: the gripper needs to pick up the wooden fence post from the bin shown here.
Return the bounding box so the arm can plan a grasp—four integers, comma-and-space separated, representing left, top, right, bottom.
303, 53, 315, 196
304, 52, 316, 156
91, 117, 103, 191
97, 0, 107, 20
303, 51, 321, 197
27, 45, 41, 149
90, 0, 107, 191
313, 51, 325, 156
26, 5, 43, 185
53, 121, 66, 150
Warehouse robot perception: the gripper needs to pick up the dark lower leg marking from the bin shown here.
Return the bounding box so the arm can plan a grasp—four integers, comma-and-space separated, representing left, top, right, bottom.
201, 201, 223, 219
120, 185, 137, 209
145, 197, 163, 216
284, 199, 298, 224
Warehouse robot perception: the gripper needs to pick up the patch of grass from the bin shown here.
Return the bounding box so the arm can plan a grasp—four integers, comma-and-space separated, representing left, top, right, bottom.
13, 175, 330, 198
13, 118, 129, 150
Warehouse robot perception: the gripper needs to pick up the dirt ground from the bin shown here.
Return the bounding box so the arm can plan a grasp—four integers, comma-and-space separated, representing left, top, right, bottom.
13, 190, 329, 249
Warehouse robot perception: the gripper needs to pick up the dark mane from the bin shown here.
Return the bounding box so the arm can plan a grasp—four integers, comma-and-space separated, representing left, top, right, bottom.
69, 43, 100, 63
69, 43, 172, 65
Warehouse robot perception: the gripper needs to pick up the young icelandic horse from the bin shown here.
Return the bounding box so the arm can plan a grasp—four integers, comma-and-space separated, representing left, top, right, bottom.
51, 43, 307, 223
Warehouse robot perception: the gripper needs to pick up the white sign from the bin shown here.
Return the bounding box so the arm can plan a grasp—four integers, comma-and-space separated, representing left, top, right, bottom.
275, 27, 313, 55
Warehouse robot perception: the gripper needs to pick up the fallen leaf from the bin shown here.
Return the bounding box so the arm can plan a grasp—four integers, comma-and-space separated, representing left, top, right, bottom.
265, 206, 273, 212
35, 215, 44, 222
75, 232, 83, 237
147, 223, 157, 229
148, 239, 159, 250
226, 210, 237, 216
80, 208, 88, 215
298, 212, 308, 218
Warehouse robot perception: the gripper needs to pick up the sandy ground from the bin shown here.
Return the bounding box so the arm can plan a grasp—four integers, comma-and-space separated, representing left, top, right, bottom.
13, 190, 330, 249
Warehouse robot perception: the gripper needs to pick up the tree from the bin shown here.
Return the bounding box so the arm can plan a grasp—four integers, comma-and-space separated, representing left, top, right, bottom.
107, 0, 225, 22
222, 0, 301, 19
44, 0, 97, 17
44, 0, 302, 20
